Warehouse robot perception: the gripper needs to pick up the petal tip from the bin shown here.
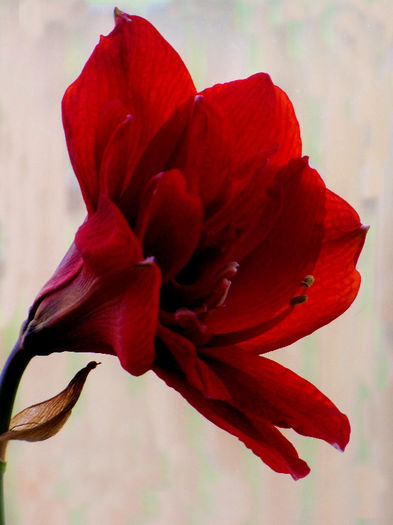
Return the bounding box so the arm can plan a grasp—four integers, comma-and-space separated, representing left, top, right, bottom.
331, 415, 351, 452
290, 462, 311, 481
332, 442, 345, 453
114, 7, 130, 24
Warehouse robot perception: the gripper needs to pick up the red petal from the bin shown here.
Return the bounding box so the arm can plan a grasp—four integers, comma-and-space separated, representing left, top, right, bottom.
75, 194, 143, 275
206, 158, 326, 336
170, 162, 284, 316
98, 114, 142, 203
171, 95, 234, 211
135, 170, 203, 281
201, 346, 350, 451
96, 261, 161, 376
35, 243, 83, 301
153, 364, 310, 479
156, 325, 230, 400
199, 73, 301, 168
240, 190, 367, 352
73, 195, 161, 375
103, 99, 194, 219
31, 195, 161, 376
200, 156, 277, 261
169, 158, 278, 308
32, 259, 160, 376
62, 14, 196, 213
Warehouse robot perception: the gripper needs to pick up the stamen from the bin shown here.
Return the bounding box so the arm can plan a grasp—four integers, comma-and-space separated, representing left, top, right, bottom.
210, 262, 239, 308
301, 275, 314, 288
223, 261, 239, 279
215, 278, 231, 307
290, 295, 308, 306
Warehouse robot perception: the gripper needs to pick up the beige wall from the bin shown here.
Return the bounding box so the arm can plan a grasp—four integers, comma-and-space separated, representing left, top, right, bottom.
0, 0, 392, 523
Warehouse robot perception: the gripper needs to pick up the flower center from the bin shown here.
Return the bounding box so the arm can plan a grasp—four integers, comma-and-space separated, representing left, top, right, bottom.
159, 261, 239, 344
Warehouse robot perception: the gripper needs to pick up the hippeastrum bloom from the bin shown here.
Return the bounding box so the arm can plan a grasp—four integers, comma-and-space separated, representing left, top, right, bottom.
21, 10, 367, 479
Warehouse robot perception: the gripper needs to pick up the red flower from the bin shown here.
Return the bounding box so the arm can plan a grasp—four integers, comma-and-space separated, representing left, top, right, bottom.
23, 10, 367, 479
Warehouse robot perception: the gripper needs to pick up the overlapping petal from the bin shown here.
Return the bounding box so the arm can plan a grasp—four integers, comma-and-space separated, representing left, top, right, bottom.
103, 100, 194, 218
135, 170, 203, 282
156, 326, 230, 400
168, 157, 278, 305
75, 194, 143, 274
29, 196, 161, 376
62, 12, 196, 213
153, 333, 348, 477
240, 190, 367, 353
35, 243, 83, 302
29, 259, 160, 376
200, 346, 350, 450
171, 95, 235, 211
206, 157, 326, 338
74, 194, 161, 374
200, 73, 302, 168
153, 363, 310, 480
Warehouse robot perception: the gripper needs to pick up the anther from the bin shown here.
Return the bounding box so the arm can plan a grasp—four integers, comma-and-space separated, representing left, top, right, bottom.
290, 295, 308, 306
222, 261, 239, 279
301, 275, 315, 288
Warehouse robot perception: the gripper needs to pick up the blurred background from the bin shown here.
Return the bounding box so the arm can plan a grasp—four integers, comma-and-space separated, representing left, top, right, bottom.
0, 0, 391, 523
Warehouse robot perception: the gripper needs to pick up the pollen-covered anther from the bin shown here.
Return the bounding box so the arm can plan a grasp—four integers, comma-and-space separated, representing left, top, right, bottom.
290, 294, 308, 306
301, 275, 315, 288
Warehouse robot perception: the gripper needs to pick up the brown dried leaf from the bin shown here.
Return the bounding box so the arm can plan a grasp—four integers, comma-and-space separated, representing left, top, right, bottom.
0, 361, 99, 444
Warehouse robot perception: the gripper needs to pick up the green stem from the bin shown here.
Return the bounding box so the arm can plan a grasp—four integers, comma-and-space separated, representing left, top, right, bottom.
0, 339, 34, 525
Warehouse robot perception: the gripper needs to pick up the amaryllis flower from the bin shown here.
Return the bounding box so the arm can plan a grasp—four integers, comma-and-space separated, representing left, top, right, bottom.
21, 10, 367, 479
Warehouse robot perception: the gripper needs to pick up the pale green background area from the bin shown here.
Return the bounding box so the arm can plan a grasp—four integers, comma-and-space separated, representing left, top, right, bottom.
0, 0, 392, 523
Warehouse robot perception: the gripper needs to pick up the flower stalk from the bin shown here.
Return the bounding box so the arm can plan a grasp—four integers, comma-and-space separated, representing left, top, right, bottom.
0, 339, 34, 525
